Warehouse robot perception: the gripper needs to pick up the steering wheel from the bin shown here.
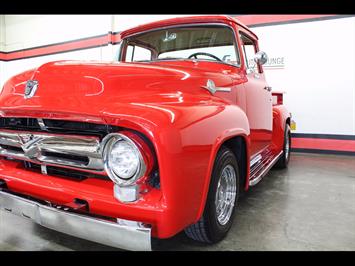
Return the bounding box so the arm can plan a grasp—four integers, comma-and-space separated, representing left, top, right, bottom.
188, 52, 222, 62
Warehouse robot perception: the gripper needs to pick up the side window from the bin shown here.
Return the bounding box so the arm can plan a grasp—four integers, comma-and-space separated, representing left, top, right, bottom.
125, 45, 152, 62
125, 45, 134, 62
239, 33, 261, 73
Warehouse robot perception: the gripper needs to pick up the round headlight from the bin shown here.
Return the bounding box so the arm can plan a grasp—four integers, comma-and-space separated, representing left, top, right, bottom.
102, 133, 146, 186
109, 140, 139, 179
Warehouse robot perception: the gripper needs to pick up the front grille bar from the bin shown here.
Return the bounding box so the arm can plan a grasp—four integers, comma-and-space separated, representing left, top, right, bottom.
0, 117, 113, 138
0, 129, 105, 174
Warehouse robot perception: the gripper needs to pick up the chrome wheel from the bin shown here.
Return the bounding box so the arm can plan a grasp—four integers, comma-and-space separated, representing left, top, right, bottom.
285, 131, 290, 160
185, 146, 239, 243
215, 164, 237, 226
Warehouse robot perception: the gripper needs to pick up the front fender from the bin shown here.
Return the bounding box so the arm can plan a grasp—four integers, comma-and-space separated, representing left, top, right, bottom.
0, 92, 250, 238
129, 102, 250, 237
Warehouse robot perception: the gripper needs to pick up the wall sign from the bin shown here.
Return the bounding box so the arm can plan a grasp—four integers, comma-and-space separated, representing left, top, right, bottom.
248, 56, 285, 70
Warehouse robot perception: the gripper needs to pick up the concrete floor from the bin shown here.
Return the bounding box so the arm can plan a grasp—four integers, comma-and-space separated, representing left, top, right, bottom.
1, 152, 355, 251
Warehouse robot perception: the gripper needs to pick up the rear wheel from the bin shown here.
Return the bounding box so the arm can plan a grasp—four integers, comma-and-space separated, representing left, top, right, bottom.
184, 146, 240, 243
275, 124, 291, 169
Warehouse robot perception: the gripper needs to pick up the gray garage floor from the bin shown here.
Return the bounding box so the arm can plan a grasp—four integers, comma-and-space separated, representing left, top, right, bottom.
1, 152, 355, 251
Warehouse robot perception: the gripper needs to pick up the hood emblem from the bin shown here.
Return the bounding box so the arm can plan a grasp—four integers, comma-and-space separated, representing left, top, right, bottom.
202, 79, 231, 95
24, 80, 39, 99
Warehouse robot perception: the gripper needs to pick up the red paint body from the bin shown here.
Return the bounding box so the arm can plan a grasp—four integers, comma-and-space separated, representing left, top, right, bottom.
0, 16, 290, 238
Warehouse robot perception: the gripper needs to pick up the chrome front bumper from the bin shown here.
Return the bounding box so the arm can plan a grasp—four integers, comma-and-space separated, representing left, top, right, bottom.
0, 190, 151, 251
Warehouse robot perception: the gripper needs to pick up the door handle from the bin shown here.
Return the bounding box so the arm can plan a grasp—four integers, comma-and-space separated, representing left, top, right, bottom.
264, 86, 272, 92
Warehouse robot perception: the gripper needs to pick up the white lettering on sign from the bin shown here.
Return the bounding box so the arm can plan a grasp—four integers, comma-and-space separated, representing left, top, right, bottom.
248, 56, 285, 70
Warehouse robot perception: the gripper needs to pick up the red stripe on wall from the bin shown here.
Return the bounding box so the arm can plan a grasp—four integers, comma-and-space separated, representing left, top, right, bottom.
0, 15, 346, 61
234, 15, 336, 26
112, 33, 121, 44
292, 138, 355, 152
0, 52, 7, 60
0, 34, 114, 61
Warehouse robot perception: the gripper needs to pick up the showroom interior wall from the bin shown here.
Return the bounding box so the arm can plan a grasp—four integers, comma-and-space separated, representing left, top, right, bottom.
0, 15, 354, 155
250, 16, 355, 155
0, 15, 190, 87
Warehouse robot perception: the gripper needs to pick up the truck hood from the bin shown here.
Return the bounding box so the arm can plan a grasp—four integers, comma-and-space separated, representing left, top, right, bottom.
0, 60, 234, 126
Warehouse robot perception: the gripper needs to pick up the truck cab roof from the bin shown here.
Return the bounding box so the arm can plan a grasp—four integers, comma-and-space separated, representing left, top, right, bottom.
120, 15, 258, 40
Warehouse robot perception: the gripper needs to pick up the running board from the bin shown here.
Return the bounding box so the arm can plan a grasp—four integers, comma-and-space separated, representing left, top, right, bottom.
249, 151, 283, 186
250, 154, 262, 168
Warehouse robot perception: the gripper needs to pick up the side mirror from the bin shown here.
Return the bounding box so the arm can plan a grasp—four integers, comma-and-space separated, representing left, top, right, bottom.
254, 51, 268, 65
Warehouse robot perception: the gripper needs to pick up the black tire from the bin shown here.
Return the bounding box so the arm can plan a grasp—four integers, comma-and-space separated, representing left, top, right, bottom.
274, 124, 291, 169
184, 146, 240, 244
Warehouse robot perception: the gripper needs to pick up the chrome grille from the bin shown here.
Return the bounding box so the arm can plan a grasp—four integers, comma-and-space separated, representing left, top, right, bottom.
0, 129, 105, 174
0, 117, 113, 138
23, 161, 110, 182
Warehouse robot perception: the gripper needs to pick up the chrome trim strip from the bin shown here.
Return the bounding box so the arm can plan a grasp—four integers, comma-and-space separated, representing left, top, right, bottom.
249, 151, 283, 186
214, 87, 232, 92
0, 129, 105, 173
202, 79, 232, 95
250, 154, 262, 167
0, 190, 152, 251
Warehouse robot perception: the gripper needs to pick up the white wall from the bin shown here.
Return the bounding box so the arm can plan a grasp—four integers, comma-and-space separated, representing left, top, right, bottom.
0, 15, 5, 86
2, 15, 196, 51
4, 15, 112, 51
0, 15, 5, 51
0, 15, 354, 137
252, 17, 355, 135
0, 15, 114, 87
0, 15, 194, 87
2, 46, 110, 85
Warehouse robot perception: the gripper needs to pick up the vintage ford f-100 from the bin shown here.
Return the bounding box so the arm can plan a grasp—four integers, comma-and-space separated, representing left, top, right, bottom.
0, 15, 291, 250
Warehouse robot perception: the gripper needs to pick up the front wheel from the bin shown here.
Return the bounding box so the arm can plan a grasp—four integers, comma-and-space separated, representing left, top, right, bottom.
184, 146, 240, 243
275, 124, 291, 169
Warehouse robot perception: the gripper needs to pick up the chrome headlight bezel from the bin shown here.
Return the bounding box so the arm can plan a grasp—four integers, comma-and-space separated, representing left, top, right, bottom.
101, 133, 147, 186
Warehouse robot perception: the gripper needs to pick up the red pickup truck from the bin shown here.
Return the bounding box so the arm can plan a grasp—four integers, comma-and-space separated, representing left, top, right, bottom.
0, 15, 291, 250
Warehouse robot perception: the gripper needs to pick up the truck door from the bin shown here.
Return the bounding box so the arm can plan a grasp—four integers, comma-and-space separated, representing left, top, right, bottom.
239, 32, 273, 157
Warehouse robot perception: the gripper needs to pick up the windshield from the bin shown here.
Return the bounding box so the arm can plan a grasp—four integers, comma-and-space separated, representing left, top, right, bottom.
120, 25, 240, 66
